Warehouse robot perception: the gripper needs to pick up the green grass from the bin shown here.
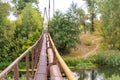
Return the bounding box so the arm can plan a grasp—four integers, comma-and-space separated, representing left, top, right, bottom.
63, 56, 96, 69
63, 50, 120, 69
92, 50, 120, 66
105, 75, 120, 80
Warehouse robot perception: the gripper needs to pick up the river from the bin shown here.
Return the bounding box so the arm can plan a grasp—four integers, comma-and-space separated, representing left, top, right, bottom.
73, 66, 120, 80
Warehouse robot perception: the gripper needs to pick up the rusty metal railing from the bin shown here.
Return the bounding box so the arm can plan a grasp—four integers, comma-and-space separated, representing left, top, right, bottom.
48, 33, 77, 80
0, 32, 77, 80
46, 33, 63, 80
0, 32, 44, 80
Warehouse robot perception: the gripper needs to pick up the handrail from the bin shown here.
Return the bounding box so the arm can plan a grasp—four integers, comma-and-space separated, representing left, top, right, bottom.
46, 34, 63, 80
0, 32, 43, 79
48, 33, 77, 80
0, 32, 77, 80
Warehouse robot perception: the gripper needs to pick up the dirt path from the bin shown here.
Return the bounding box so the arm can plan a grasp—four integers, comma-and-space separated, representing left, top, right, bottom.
82, 38, 102, 58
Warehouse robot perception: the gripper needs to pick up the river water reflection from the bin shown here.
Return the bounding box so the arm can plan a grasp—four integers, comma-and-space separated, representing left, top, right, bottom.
73, 66, 120, 80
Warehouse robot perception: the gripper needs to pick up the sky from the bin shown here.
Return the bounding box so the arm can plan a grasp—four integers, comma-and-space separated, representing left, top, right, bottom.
3, 0, 87, 21
38, 0, 87, 18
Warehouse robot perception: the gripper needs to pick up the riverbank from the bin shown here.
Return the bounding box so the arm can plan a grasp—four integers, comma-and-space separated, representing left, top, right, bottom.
62, 54, 96, 69
62, 49, 120, 80
63, 49, 120, 68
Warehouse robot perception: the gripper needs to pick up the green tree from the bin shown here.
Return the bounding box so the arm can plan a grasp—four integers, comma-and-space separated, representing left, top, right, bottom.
0, 2, 12, 61
49, 10, 80, 54
77, 9, 87, 33
98, 0, 120, 50
67, 2, 88, 33
12, 4, 42, 60
12, 0, 38, 14
84, 0, 97, 32
0, 2, 42, 61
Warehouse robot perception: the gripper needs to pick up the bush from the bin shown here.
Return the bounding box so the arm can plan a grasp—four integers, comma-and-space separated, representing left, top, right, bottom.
82, 38, 92, 46
63, 57, 95, 69
49, 11, 80, 53
0, 61, 11, 70
92, 50, 120, 66
80, 34, 93, 46
105, 75, 120, 80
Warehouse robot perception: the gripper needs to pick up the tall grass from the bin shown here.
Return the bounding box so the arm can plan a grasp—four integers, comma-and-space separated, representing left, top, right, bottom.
63, 57, 96, 69
92, 50, 120, 66
105, 75, 120, 80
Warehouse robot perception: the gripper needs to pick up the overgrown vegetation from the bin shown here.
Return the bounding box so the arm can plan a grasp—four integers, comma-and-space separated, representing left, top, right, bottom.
0, 1, 120, 78
64, 58, 96, 69
105, 75, 120, 80
0, 61, 12, 70
62, 54, 96, 69
49, 2, 81, 53
97, 0, 120, 50
12, 0, 38, 14
0, 1, 42, 62
92, 50, 120, 66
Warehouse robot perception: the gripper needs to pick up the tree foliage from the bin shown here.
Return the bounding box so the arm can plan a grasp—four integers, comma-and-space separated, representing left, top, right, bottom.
84, 0, 97, 32
0, 3, 42, 61
0, 2, 12, 61
12, 4, 42, 59
98, 0, 120, 50
12, 0, 38, 14
49, 8, 80, 54
65, 2, 89, 33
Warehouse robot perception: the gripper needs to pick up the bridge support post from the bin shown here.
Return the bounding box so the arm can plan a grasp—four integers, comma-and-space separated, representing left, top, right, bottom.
26, 53, 29, 80
32, 47, 35, 79
14, 63, 19, 80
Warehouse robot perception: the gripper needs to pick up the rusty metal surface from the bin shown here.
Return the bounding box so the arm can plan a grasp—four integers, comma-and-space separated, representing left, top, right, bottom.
26, 53, 29, 80
32, 47, 35, 79
37, 65, 47, 74
34, 33, 47, 80
0, 32, 76, 80
47, 48, 54, 64
46, 33, 63, 80
35, 74, 47, 80
50, 65, 63, 80
40, 50, 47, 56
14, 64, 19, 80
48, 33, 77, 80
39, 58, 47, 66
